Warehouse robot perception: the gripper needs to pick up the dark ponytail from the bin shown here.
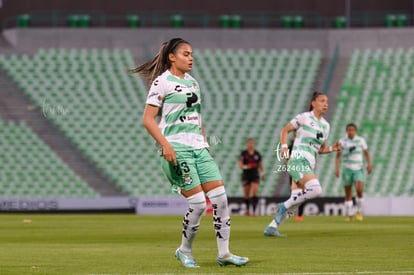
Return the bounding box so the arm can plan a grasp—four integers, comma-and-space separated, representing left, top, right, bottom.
129, 38, 190, 87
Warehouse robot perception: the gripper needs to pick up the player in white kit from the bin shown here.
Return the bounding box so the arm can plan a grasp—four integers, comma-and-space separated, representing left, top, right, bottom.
336, 123, 372, 221
264, 92, 341, 237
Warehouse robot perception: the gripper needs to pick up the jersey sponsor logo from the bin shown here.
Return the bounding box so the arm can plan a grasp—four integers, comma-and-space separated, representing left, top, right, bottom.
185, 92, 198, 107
179, 115, 198, 122
316, 131, 323, 140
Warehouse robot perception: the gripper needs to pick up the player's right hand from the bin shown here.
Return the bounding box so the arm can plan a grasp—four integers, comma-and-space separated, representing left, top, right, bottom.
335, 169, 340, 178
162, 143, 177, 165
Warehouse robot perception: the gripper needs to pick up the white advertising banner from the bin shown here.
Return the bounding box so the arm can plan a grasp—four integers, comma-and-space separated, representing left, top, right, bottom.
135, 197, 189, 215
0, 196, 412, 216
0, 197, 135, 211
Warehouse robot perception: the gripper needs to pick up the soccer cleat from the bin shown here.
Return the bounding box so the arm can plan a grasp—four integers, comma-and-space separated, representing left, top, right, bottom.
274, 203, 287, 225
264, 226, 286, 237
175, 248, 199, 268
355, 211, 363, 221
217, 253, 249, 267
295, 215, 303, 222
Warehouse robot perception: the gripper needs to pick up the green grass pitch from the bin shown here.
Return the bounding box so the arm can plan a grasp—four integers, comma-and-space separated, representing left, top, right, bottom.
0, 214, 413, 275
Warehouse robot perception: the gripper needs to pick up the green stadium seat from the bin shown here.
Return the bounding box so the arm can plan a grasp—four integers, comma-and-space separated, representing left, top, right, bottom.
0, 47, 322, 197
318, 47, 414, 197
230, 15, 242, 28
281, 16, 292, 28
68, 15, 80, 28
171, 14, 183, 28
385, 14, 397, 27
0, 121, 98, 198
293, 16, 304, 28
335, 16, 346, 29
79, 15, 91, 27
219, 15, 231, 28
17, 14, 31, 28
396, 14, 408, 27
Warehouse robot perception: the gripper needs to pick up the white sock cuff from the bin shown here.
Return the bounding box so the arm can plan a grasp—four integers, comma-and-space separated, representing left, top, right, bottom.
345, 200, 353, 207
305, 179, 321, 189
268, 219, 278, 228
187, 192, 206, 205
206, 186, 226, 199
291, 189, 302, 196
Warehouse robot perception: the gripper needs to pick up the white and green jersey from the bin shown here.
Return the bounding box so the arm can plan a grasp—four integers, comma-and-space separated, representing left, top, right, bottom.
339, 135, 368, 170
145, 70, 208, 151
290, 111, 330, 169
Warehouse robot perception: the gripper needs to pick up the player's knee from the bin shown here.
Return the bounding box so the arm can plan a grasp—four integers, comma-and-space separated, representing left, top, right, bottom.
305, 179, 322, 197
195, 201, 207, 214
187, 192, 207, 214
313, 185, 322, 196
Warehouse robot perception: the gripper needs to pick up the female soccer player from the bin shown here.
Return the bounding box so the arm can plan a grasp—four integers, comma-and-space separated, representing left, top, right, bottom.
134, 38, 248, 268
335, 123, 372, 221
238, 138, 265, 216
264, 92, 341, 237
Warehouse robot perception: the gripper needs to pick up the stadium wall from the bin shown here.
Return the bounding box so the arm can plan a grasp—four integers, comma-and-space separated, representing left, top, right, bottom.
4, 27, 414, 58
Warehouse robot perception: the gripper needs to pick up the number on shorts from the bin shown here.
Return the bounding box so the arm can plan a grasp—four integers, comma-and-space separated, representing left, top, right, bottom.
174, 161, 190, 176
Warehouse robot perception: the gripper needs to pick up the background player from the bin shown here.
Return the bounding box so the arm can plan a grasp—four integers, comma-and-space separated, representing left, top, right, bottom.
238, 138, 265, 216
335, 123, 372, 221
264, 92, 341, 237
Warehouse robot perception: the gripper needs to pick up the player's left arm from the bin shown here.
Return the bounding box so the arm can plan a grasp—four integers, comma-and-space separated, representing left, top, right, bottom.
319, 141, 341, 154
364, 149, 372, 174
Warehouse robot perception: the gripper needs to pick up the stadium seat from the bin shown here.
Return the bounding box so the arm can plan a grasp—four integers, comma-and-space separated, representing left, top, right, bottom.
17, 14, 31, 28
317, 47, 414, 197
192, 48, 321, 197
0, 48, 322, 197
219, 15, 231, 28
0, 120, 98, 198
171, 14, 183, 28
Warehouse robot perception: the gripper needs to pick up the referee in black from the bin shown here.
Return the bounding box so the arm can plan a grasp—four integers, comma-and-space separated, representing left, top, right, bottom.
238, 138, 265, 216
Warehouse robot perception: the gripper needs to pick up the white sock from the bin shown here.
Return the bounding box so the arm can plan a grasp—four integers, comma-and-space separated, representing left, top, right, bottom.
287, 189, 301, 217
267, 190, 301, 229
207, 186, 230, 258
356, 197, 363, 212
284, 179, 322, 209
268, 219, 278, 228
179, 192, 206, 254
345, 200, 353, 216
